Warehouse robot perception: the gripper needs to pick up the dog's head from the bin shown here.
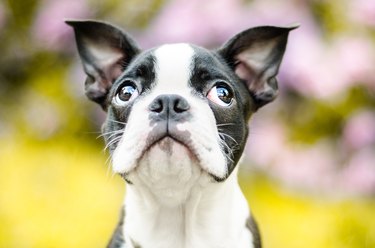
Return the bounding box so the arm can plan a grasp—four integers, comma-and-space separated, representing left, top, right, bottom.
67, 20, 295, 186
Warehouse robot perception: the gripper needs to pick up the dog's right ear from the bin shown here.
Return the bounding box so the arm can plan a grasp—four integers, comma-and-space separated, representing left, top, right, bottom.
65, 20, 140, 109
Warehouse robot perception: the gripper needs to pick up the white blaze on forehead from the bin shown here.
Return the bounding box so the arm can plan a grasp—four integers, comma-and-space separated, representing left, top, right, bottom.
153, 44, 195, 94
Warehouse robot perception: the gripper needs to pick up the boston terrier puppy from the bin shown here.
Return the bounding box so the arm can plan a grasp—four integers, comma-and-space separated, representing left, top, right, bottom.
66, 20, 296, 248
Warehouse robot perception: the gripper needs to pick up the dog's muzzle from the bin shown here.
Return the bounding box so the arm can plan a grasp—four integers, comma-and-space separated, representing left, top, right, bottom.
145, 94, 194, 154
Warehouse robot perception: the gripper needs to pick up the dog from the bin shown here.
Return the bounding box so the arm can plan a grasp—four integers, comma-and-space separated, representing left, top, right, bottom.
66, 19, 296, 248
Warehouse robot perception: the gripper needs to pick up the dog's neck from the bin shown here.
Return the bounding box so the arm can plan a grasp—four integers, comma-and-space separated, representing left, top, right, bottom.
123, 167, 252, 248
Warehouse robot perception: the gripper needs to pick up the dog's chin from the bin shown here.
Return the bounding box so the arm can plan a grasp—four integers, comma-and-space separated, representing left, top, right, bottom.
127, 136, 205, 206
137, 136, 200, 177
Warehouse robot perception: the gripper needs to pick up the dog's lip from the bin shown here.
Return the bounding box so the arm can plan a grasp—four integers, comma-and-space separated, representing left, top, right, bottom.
140, 133, 198, 161
137, 130, 200, 164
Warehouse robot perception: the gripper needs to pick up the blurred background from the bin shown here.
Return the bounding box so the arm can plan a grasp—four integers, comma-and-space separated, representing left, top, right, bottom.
0, 0, 374, 247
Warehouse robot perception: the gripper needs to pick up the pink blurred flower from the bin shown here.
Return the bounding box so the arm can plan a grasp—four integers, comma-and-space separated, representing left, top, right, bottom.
343, 110, 375, 151
349, 0, 375, 26
247, 120, 287, 166
334, 36, 375, 86
273, 142, 337, 191
32, 0, 91, 51
246, 118, 336, 192
140, 0, 246, 47
243, 0, 305, 26
281, 33, 333, 98
246, 114, 375, 196
254, 2, 375, 99
340, 148, 375, 196
247, 119, 336, 191
281, 34, 375, 99
140, 0, 305, 48
281, 31, 357, 99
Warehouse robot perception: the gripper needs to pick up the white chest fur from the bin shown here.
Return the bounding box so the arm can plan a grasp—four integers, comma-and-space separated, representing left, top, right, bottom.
123, 166, 254, 248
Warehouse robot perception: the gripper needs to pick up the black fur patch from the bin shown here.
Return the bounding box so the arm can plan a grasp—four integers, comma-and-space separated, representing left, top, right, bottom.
107, 207, 125, 248
246, 215, 262, 248
103, 52, 157, 152
189, 46, 253, 179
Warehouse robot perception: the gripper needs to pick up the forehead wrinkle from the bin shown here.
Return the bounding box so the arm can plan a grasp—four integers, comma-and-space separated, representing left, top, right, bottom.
153, 44, 195, 93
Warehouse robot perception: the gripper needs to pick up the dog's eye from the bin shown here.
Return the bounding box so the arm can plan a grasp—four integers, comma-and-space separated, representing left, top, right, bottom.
114, 82, 139, 104
207, 83, 233, 106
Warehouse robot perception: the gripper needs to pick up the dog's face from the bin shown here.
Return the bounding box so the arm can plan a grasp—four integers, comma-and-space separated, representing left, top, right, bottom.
107, 44, 248, 181
67, 20, 294, 188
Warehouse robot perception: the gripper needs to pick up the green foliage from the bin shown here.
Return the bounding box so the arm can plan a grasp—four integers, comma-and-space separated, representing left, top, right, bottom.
6, 0, 39, 30
311, 0, 348, 36
283, 87, 375, 144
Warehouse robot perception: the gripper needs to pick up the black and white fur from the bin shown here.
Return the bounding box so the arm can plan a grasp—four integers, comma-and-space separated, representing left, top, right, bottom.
66, 20, 296, 248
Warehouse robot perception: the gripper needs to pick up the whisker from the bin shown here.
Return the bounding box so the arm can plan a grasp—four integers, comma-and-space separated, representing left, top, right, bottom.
216, 123, 236, 127
105, 155, 114, 178
105, 132, 124, 142
105, 137, 122, 152
97, 130, 124, 139
107, 119, 127, 125
104, 136, 123, 152
218, 135, 234, 162
222, 146, 234, 162
100, 129, 125, 136
218, 132, 238, 145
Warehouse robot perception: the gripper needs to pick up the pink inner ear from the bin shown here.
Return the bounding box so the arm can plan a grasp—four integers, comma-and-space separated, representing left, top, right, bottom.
106, 61, 124, 82
97, 53, 126, 86
234, 61, 255, 87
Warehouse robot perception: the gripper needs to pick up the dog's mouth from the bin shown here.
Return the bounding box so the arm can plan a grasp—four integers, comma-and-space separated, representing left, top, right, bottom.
139, 130, 199, 163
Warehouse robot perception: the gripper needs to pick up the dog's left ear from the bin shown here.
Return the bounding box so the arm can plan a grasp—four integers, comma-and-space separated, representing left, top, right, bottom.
218, 25, 298, 110
66, 20, 140, 110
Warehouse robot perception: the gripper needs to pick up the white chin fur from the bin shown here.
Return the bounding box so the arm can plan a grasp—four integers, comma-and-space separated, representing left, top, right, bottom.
130, 137, 204, 206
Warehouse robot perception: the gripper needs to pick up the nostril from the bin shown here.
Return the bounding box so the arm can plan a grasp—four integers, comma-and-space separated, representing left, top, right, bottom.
149, 98, 163, 113
173, 98, 190, 113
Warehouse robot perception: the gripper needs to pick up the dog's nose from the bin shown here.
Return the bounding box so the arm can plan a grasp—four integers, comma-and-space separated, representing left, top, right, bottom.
149, 94, 190, 121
